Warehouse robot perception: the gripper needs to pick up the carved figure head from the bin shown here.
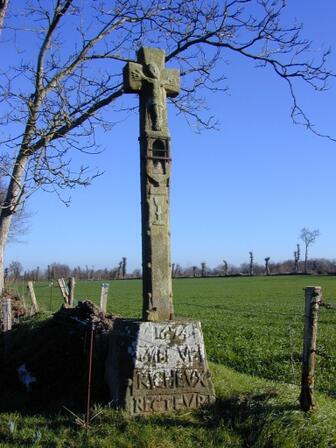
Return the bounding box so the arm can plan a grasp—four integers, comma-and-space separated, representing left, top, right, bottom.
147, 62, 160, 79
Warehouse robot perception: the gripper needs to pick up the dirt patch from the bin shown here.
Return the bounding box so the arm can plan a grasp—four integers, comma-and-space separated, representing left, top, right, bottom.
0, 301, 116, 412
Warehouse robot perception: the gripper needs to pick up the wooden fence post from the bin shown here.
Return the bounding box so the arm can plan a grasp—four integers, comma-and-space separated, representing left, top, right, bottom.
57, 278, 69, 304
300, 286, 322, 412
100, 283, 109, 313
2, 298, 12, 355
68, 277, 76, 307
27, 281, 39, 313
2, 298, 12, 332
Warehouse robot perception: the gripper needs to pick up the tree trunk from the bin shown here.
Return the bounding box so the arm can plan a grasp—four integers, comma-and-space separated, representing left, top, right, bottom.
0, 213, 12, 295
0, 0, 9, 31
0, 153, 29, 295
0, 238, 4, 294
304, 245, 308, 273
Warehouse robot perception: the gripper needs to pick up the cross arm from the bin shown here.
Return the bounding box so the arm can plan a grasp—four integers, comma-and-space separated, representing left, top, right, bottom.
123, 61, 144, 93
162, 68, 180, 98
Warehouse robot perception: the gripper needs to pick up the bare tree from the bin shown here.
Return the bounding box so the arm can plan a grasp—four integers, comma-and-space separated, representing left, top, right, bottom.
223, 260, 228, 276
117, 261, 123, 279
173, 264, 182, 278
249, 251, 254, 276
0, 1, 334, 293
8, 260, 22, 281
297, 244, 301, 264
122, 257, 127, 279
300, 228, 320, 273
0, 170, 29, 242
293, 251, 298, 272
294, 243, 301, 273
132, 268, 141, 279
48, 262, 70, 279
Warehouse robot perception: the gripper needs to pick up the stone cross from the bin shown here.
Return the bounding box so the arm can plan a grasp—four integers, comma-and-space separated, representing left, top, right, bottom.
123, 47, 180, 321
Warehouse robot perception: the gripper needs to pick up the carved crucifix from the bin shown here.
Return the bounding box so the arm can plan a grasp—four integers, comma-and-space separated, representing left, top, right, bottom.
123, 47, 180, 321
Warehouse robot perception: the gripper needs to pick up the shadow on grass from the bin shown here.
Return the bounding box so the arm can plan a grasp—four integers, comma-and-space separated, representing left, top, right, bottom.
132, 390, 300, 445
0, 388, 303, 447
200, 390, 298, 424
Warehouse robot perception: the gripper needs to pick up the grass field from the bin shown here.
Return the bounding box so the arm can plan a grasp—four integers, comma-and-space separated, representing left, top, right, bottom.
2, 275, 336, 447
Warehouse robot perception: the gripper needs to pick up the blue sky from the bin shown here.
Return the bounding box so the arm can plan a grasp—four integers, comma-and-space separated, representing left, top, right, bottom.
4, 1, 336, 272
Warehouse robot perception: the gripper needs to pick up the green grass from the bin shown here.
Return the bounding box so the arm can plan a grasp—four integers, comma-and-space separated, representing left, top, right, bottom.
1, 363, 336, 447
2, 275, 336, 447
20, 275, 336, 396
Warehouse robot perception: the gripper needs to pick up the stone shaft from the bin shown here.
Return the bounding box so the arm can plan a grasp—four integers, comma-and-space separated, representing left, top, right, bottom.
123, 47, 180, 321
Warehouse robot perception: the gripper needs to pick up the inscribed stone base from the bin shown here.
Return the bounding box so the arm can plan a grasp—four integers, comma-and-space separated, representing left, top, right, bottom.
105, 319, 215, 415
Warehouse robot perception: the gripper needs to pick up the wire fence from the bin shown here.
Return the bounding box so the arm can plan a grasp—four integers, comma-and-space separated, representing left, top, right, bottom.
1, 279, 336, 405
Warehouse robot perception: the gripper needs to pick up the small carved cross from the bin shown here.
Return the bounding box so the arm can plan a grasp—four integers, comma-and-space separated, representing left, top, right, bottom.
153, 197, 163, 225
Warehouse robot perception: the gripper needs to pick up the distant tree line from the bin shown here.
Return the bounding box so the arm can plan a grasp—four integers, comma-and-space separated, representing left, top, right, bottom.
5, 257, 336, 283
4, 257, 141, 282
3, 229, 326, 282
172, 258, 336, 278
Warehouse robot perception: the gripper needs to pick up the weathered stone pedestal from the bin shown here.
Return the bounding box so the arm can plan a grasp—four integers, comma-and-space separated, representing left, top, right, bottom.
105, 319, 215, 415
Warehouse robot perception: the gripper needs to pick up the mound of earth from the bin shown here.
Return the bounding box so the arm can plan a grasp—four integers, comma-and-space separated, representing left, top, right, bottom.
0, 301, 116, 412
53, 299, 115, 333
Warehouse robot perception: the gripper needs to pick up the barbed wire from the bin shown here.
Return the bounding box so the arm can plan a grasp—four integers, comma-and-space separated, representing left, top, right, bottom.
316, 349, 336, 361
321, 301, 336, 311
2, 283, 336, 362
288, 319, 298, 385
180, 305, 307, 320
25, 283, 55, 289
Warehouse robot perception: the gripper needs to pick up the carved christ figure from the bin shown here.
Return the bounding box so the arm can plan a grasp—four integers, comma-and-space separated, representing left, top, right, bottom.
130, 62, 167, 131
145, 63, 165, 131
125, 49, 179, 135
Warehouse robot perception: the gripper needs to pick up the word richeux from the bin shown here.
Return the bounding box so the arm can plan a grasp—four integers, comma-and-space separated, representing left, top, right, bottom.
134, 368, 209, 390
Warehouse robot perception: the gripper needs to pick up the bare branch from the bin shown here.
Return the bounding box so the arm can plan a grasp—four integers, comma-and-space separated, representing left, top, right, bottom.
0, 0, 334, 292
0, 0, 9, 32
